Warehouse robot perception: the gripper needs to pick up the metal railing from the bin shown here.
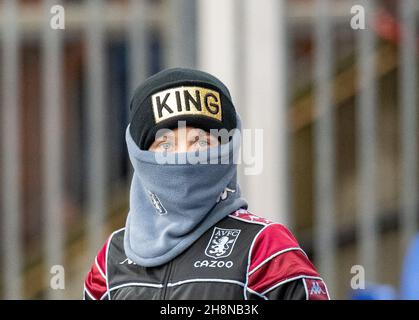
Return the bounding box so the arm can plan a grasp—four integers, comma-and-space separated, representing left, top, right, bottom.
0, 0, 417, 299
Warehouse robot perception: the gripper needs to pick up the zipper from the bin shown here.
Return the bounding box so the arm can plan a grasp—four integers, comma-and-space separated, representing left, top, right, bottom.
161, 260, 173, 300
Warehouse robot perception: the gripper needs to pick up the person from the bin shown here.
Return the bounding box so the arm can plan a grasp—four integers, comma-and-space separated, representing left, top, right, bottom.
83, 68, 330, 300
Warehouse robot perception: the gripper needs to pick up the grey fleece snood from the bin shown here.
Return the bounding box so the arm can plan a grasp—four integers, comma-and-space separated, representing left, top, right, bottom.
123, 117, 248, 267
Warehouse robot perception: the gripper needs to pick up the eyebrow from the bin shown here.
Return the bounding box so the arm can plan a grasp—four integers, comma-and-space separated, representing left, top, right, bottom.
154, 133, 173, 141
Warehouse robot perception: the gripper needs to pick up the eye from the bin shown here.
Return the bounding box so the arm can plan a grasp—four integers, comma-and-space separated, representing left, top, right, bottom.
159, 141, 173, 151
193, 136, 210, 149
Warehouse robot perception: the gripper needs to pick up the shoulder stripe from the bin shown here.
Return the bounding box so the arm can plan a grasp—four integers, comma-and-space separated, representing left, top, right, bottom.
168, 279, 245, 288
246, 287, 269, 300
95, 257, 106, 280
109, 282, 164, 292
248, 247, 307, 276
248, 249, 319, 294
248, 223, 301, 272
84, 260, 107, 299
261, 275, 324, 296
302, 277, 309, 300
84, 285, 95, 300
100, 291, 109, 300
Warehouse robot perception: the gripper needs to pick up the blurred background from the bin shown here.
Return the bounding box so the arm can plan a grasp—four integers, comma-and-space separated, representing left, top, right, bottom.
0, 0, 418, 300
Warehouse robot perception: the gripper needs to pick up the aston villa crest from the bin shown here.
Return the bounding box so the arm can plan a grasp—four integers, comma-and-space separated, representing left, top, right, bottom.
205, 227, 241, 259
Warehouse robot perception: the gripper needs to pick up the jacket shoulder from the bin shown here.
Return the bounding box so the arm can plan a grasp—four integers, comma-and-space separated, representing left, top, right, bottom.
83, 228, 125, 300
232, 211, 327, 299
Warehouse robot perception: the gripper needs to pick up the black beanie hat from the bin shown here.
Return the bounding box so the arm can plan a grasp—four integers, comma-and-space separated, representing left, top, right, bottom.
129, 68, 237, 150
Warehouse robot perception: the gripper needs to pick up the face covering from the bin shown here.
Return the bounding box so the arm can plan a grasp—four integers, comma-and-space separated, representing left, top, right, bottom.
124, 117, 248, 267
